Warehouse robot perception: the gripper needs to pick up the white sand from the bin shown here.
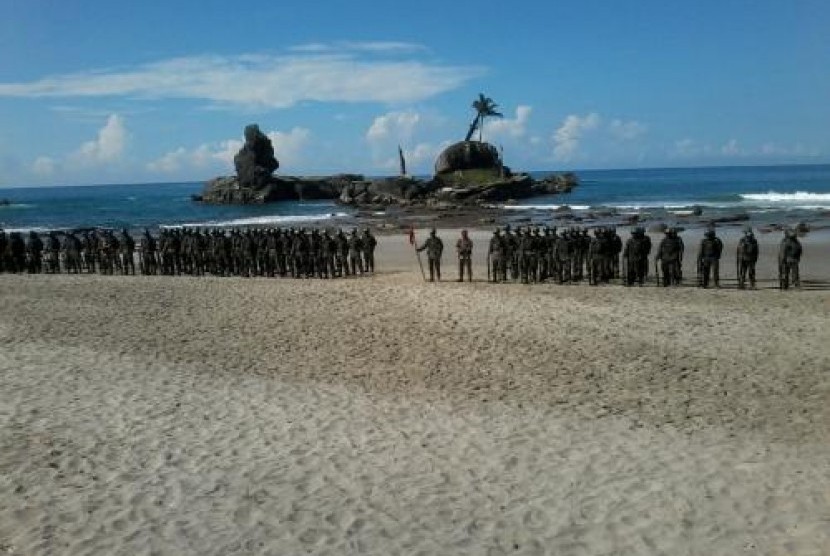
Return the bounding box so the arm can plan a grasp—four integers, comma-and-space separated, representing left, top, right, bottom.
1, 231, 829, 555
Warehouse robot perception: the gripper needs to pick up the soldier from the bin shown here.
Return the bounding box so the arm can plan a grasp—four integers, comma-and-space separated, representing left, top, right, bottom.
736, 227, 759, 289
8, 232, 26, 273
44, 231, 62, 273
335, 229, 349, 277
697, 228, 723, 288
119, 228, 135, 275
139, 229, 158, 275
587, 228, 607, 286
488, 228, 505, 282
655, 227, 683, 286
347, 229, 363, 276
503, 225, 518, 281
321, 229, 336, 278
517, 228, 535, 284
0, 229, 6, 273
63, 232, 83, 274
416, 228, 444, 282
778, 229, 802, 290
609, 227, 623, 279
623, 227, 651, 286
362, 229, 377, 274
456, 229, 473, 282
554, 228, 572, 284
26, 231, 44, 274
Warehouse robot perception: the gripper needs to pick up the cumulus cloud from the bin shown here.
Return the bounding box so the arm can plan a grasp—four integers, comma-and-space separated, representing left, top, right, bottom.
32, 156, 56, 176
485, 105, 532, 140
552, 113, 601, 161
366, 110, 421, 143
609, 119, 647, 141
147, 127, 311, 174
0, 45, 484, 109
68, 114, 128, 167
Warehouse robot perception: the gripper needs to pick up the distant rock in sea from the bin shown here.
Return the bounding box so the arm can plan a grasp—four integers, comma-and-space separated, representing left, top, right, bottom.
199, 126, 578, 208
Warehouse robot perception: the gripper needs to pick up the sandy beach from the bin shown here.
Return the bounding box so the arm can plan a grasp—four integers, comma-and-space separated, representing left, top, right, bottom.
1, 229, 829, 555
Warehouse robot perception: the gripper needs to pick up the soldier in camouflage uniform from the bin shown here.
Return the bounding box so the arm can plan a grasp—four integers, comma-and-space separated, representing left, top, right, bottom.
623, 227, 651, 286
417, 228, 444, 282
362, 229, 377, 274
736, 227, 759, 289
778, 229, 802, 290
655, 227, 683, 286
697, 228, 723, 288
455, 229, 473, 282
488, 228, 505, 282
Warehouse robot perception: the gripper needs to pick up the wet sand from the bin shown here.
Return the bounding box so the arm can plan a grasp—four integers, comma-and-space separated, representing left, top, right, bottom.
0, 230, 828, 555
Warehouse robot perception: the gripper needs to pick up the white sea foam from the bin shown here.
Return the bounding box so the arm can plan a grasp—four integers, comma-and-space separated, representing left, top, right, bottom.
161, 212, 350, 229
740, 191, 830, 204
500, 204, 591, 211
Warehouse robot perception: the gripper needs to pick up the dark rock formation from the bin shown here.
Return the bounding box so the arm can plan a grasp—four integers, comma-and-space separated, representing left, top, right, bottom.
199, 126, 579, 207
234, 124, 279, 188
434, 141, 502, 175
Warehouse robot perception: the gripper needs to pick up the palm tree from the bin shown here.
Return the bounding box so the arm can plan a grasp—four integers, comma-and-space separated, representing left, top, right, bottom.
464, 93, 503, 142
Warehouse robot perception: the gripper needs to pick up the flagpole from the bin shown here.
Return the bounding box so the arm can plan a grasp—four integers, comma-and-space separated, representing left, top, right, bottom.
409, 226, 426, 282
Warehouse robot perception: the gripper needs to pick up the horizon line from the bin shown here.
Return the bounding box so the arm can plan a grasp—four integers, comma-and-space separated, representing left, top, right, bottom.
2, 161, 830, 190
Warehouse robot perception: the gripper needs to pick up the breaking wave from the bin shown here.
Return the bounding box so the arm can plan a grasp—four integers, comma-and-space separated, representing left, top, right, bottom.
161, 212, 350, 229
740, 191, 830, 204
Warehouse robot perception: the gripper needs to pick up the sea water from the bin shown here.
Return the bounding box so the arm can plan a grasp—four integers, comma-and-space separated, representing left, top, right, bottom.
1, 164, 829, 232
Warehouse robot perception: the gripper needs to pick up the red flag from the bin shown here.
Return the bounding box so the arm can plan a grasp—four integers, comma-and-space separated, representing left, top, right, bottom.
408, 226, 415, 246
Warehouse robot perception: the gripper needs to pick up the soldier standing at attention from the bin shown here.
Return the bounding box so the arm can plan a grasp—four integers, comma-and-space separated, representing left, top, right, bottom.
348, 229, 363, 276
362, 228, 377, 274
417, 228, 444, 282
655, 227, 683, 286
488, 228, 505, 282
736, 227, 759, 289
623, 227, 651, 286
778, 228, 802, 290
697, 228, 723, 288
456, 229, 473, 282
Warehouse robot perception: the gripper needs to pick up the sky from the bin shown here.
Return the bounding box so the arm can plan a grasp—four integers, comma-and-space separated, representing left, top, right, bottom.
0, 0, 828, 186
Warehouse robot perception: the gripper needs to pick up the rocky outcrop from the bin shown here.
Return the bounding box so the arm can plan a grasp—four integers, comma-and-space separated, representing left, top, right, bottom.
234, 124, 279, 188
434, 141, 502, 175
199, 126, 579, 207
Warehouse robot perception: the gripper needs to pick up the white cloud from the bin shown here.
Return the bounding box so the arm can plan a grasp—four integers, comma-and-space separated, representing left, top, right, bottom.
553, 113, 601, 161
147, 127, 311, 174
720, 138, 742, 156
377, 141, 451, 173
0, 48, 485, 109
366, 110, 421, 143
68, 114, 128, 167
485, 105, 532, 140
32, 156, 55, 176
609, 119, 647, 141
290, 41, 427, 54
266, 127, 312, 168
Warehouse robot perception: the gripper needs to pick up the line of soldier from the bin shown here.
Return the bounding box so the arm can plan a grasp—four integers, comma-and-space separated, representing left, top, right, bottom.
417, 225, 803, 289
0, 227, 378, 279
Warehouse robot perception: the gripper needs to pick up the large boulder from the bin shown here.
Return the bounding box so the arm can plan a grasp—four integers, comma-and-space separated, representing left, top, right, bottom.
233, 124, 280, 188
434, 141, 501, 175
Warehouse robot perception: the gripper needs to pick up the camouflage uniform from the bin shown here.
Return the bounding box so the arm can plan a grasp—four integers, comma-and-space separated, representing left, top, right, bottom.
362, 230, 377, 274
417, 229, 443, 282
456, 230, 473, 282
488, 230, 505, 282
655, 228, 683, 286
697, 230, 723, 288
736, 228, 759, 289
778, 230, 802, 289
623, 227, 651, 286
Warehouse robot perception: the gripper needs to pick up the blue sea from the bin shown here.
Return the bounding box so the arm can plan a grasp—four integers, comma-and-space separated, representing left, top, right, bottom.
1, 164, 829, 232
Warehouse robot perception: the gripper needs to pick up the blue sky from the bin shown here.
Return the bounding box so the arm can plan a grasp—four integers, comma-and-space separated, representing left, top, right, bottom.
1, 0, 828, 186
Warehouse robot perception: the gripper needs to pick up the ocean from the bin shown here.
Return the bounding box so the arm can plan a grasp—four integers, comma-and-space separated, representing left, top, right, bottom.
1, 164, 829, 233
